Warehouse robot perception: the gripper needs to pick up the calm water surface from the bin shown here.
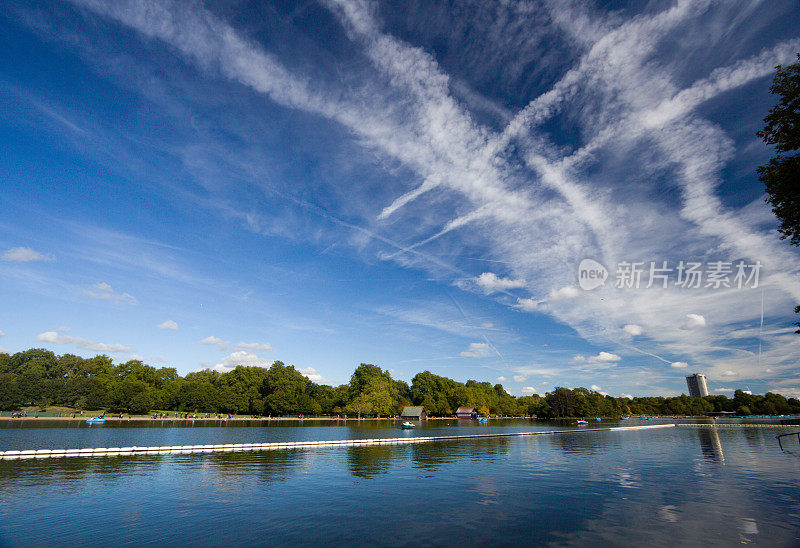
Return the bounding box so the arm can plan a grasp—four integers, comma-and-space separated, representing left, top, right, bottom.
1, 420, 798, 546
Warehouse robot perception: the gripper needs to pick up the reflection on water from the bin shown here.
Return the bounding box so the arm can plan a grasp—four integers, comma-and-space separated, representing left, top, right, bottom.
697, 428, 725, 462
347, 445, 406, 479
412, 437, 510, 472
0, 449, 311, 491
548, 429, 626, 455
1, 423, 799, 546
345, 438, 512, 479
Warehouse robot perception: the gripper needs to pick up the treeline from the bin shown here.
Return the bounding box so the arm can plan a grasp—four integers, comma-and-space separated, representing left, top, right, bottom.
1, 349, 799, 417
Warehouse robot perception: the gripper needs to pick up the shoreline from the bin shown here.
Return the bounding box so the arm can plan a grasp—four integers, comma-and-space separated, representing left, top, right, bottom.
1, 415, 532, 422
4, 414, 794, 423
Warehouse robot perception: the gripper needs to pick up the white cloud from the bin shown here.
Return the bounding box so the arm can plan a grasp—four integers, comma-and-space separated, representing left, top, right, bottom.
234, 341, 274, 352
620, 393, 634, 400
513, 374, 527, 383
521, 386, 538, 394
475, 272, 526, 294
157, 320, 179, 330
550, 286, 579, 300
73, 0, 800, 389
460, 342, 490, 358
515, 297, 540, 312
590, 384, 602, 391
496, 376, 507, 382
83, 282, 137, 305
623, 324, 643, 336
683, 314, 706, 330
299, 367, 326, 383
670, 361, 688, 369
578, 352, 622, 364
0, 330, 4, 338
771, 387, 800, 399
212, 350, 273, 373
514, 366, 561, 378
1, 246, 54, 263
36, 331, 131, 353
722, 370, 738, 377
200, 336, 229, 351
715, 388, 735, 392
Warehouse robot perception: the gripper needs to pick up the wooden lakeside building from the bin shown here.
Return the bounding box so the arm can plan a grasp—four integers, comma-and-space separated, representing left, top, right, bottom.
400, 406, 427, 420
455, 407, 477, 419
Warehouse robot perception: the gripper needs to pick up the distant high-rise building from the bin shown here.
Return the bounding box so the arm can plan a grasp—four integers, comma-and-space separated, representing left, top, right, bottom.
686, 373, 709, 397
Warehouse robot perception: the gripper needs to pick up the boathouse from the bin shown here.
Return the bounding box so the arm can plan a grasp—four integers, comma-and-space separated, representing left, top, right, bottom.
455, 407, 477, 419
401, 406, 427, 420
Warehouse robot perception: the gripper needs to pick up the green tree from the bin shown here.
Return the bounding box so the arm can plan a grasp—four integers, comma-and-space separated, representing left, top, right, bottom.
758, 53, 800, 330
109, 378, 149, 413
178, 375, 219, 412
218, 366, 269, 414
261, 362, 309, 416
346, 376, 399, 417
517, 394, 548, 417
129, 390, 155, 415
0, 372, 22, 410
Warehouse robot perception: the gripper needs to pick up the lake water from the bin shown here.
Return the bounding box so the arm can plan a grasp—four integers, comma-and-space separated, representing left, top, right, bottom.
1, 420, 798, 546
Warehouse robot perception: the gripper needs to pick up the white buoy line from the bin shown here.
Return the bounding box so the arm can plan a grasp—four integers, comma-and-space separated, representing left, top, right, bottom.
0, 423, 675, 460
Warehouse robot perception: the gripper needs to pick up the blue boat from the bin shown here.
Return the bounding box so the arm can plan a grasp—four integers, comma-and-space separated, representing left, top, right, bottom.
401, 421, 415, 429
86, 416, 106, 425
477, 418, 488, 423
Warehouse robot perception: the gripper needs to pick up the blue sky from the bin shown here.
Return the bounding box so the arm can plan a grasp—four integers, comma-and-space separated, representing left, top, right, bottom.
1, 0, 799, 397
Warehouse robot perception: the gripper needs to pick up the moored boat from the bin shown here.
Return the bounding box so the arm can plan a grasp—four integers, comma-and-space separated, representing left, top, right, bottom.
576, 419, 589, 425
86, 415, 106, 425
401, 421, 415, 429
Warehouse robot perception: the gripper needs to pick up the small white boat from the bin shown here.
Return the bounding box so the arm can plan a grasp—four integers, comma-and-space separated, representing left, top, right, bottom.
401, 421, 415, 429
576, 419, 589, 425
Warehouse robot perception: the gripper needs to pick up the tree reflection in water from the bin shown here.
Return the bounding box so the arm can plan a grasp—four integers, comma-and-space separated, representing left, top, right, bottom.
411, 438, 510, 473
346, 445, 408, 479
0, 449, 310, 493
